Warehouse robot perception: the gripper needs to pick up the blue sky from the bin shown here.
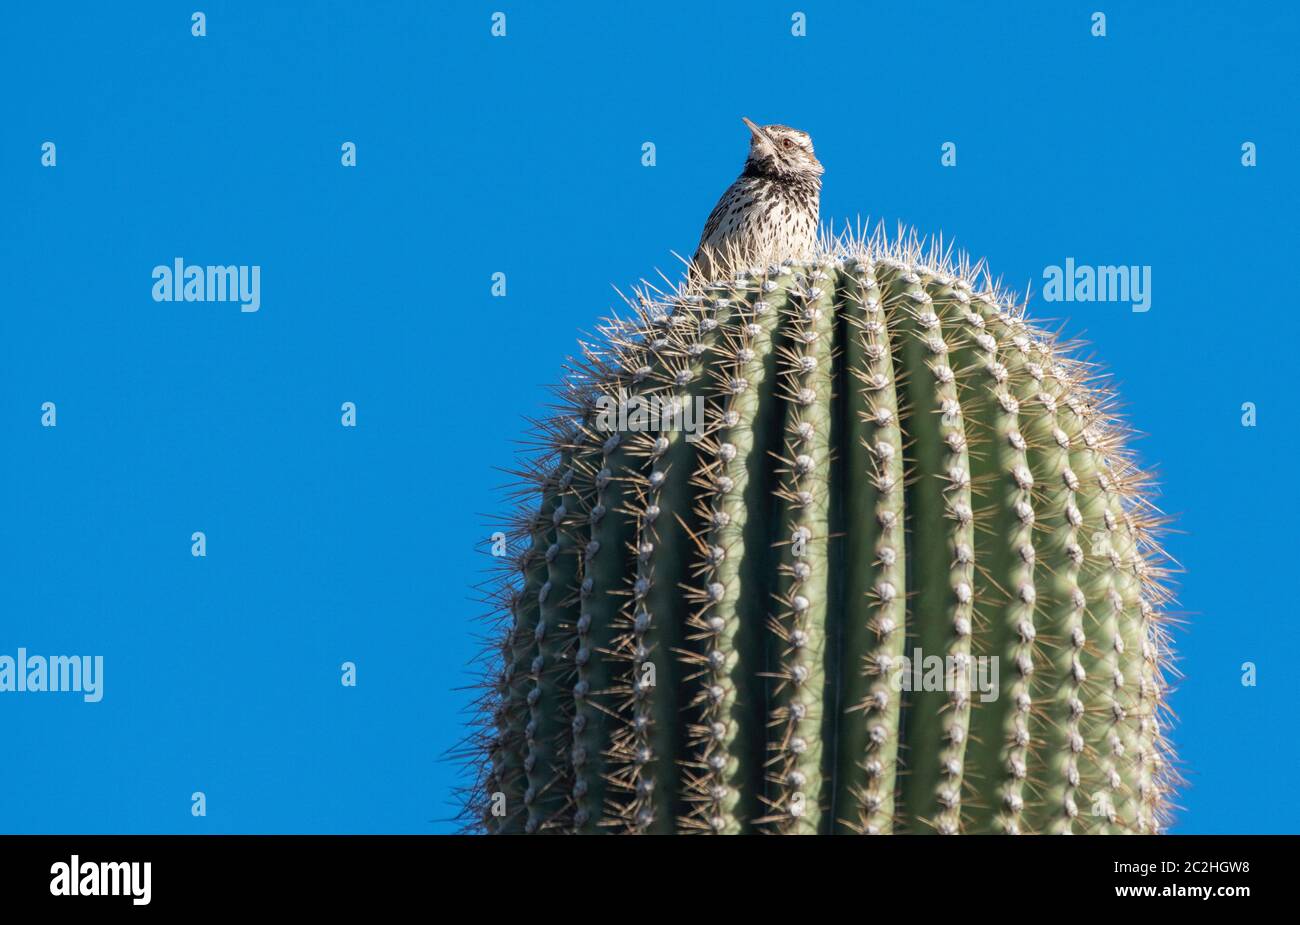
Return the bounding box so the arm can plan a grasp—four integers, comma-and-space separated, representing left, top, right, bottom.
1, 1, 1296, 833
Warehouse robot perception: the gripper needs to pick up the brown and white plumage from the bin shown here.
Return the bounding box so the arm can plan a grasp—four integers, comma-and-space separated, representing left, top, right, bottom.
691, 118, 823, 282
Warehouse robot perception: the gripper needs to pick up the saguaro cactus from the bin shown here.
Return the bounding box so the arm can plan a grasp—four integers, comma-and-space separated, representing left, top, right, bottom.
468, 232, 1177, 835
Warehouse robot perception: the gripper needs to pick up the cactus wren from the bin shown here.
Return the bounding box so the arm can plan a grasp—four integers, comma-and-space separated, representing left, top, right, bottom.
691, 117, 823, 282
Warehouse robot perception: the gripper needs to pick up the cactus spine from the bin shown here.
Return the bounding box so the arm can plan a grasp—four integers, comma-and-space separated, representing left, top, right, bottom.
470, 232, 1177, 835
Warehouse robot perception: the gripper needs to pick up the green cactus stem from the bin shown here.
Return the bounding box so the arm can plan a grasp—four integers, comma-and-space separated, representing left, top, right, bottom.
468, 229, 1178, 835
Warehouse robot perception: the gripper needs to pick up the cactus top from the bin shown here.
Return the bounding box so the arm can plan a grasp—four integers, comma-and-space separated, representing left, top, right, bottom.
468, 230, 1179, 835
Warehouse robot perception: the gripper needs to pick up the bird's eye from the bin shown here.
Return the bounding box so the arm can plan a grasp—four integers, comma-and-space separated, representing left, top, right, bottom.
781, 138, 795, 150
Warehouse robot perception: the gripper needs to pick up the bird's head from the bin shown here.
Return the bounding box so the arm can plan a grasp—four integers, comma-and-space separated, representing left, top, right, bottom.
742, 117, 823, 180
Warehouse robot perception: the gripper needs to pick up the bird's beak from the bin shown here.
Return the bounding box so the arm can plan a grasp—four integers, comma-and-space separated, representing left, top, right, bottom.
743, 117, 777, 157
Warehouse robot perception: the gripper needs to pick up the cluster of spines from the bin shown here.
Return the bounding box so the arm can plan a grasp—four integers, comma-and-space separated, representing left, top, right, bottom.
923, 277, 1028, 834
605, 297, 746, 832
754, 267, 835, 833
1066, 382, 1127, 833
475, 413, 579, 833
679, 272, 785, 833
964, 299, 1178, 834
461, 226, 1179, 835
567, 408, 623, 832
837, 264, 908, 834
890, 264, 979, 833
619, 321, 684, 831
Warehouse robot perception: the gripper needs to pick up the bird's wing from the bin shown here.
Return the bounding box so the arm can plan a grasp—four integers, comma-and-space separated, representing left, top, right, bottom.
691, 189, 736, 278
696, 190, 731, 251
